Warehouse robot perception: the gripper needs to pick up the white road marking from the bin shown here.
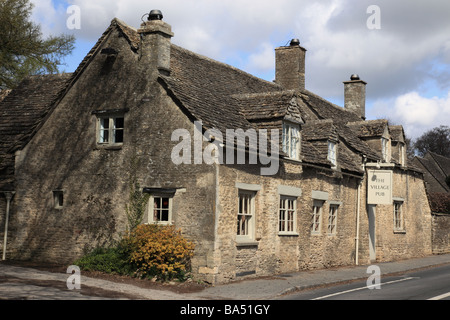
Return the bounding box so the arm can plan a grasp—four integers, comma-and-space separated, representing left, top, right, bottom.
427, 292, 450, 300
312, 277, 417, 300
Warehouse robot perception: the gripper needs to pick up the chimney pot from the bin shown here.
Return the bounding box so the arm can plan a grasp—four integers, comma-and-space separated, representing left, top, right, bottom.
290, 39, 300, 46
148, 9, 163, 20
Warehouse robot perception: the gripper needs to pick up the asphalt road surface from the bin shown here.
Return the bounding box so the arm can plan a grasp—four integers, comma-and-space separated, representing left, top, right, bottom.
281, 264, 450, 300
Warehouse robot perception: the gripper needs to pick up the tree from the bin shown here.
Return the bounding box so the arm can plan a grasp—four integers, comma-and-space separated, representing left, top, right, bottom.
0, 0, 75, 89
414, 125, 450, 158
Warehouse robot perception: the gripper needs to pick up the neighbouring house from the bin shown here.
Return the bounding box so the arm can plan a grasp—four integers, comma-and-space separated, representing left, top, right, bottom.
413, 152, 450, 254
0, 10, 434, 284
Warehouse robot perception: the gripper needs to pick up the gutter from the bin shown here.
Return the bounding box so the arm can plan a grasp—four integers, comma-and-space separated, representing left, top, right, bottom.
355, 156, 367, 266
2, 191, 15, 261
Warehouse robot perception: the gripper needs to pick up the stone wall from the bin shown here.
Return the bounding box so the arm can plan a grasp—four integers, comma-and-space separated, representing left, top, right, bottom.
7, 29, 217, 275
212, 158, 362, 284
208, 160, 433, 284
432, 213, 450, 254
363, 168, 432, 263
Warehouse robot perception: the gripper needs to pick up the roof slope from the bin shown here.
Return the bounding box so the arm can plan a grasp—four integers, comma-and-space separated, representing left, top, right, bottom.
413, 152, 450, 193
0, 73, 72, 190
160, 44, 282, 133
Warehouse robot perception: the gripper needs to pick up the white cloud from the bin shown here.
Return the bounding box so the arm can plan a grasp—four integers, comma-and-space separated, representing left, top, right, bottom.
371, 91, 450, 139
30, 0, 66, 36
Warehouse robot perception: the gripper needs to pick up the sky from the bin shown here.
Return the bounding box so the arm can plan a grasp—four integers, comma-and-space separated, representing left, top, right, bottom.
30, 0, 450, 139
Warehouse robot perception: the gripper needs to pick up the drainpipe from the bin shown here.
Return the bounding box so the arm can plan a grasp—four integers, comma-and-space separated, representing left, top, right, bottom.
2, 191, 15, 261
355, 156, 367, 266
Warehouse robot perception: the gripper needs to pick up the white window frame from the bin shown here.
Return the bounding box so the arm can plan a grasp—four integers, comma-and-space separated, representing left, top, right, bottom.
327, 141, 337, 166
279, 196, 297, 235
393, 201, 405, 232
328, 204, 339, 235
148, 195, 173, 225
97, 116, 124, 145
311, 200, 324, 235
237, 191, 256, 242
282, 122, 300, 160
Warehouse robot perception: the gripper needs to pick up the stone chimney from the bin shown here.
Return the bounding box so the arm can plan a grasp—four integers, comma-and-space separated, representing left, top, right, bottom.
138, 10, 174, 76
275, 39, 307, 91
343, 74, 367, 120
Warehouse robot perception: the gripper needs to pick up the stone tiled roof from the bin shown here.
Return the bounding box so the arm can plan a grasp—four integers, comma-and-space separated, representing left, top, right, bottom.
160, 44, 282, 134
389, 125, 405, 142
0, 18, 408, 183
347, 119, 388, 138
413, 152, 450, 194
302, 119, 337, 142
235, 91, 303, 124
0, 74, 72, 190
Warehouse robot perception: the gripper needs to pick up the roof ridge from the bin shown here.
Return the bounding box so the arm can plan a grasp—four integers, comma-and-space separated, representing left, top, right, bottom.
231, 90, 295, 100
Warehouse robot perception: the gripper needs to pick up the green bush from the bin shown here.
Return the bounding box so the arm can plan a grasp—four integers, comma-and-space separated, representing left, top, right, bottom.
74, 247, 133, 276
73, 225, 195, 282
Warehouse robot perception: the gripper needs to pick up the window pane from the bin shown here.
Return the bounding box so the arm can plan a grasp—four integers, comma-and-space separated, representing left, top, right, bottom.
115, 117, 124, 129
101, 118, 110, 129
279, 209, 285, 231
100, 129, 109, 143
114, 129, 124, 143
162, 198, 169, 209
154, 197, 161, 209
238, 193, 253, 237
161, 210, 169, 222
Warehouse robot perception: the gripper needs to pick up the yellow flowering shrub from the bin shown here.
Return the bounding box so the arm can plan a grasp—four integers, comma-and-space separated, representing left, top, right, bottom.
123, 224, 195, 280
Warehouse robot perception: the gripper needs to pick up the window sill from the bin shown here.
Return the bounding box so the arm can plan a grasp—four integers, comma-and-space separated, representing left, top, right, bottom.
236, 240, 259, 247
278, 232, 299, 237
394, 230, 406, 234
283, 156, 302, 163
95, 144, 123, 150
145, 222, 173, 226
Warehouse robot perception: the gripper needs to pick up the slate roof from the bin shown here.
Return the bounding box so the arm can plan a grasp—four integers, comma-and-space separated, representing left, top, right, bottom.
0, 73, 72, 190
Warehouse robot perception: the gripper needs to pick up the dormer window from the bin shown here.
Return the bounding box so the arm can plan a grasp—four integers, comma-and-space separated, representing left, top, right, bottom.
328, 141, 337, 166
282, 122, 300, 160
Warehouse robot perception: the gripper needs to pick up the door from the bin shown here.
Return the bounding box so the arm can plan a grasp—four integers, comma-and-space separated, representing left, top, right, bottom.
367, 204, 376, 262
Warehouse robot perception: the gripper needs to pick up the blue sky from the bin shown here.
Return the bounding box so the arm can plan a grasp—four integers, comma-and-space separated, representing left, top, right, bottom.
31, 0, 450, 139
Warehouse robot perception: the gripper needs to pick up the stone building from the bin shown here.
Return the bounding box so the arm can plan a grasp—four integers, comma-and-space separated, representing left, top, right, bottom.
413, 152, 450, 254
0, 11, 433, 283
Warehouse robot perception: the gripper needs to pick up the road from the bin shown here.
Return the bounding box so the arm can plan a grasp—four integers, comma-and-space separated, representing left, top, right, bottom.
281, 264, 450, 300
